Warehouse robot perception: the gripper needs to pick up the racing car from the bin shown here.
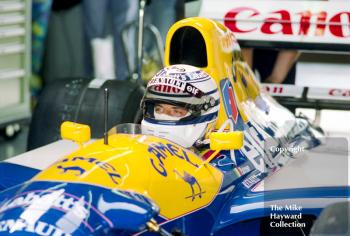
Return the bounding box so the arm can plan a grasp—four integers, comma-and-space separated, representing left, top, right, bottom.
0, 17, 348, 236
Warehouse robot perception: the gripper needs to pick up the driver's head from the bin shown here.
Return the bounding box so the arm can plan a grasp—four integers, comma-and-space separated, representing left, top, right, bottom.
141, 64, 220, 148
154, 103, 190, 120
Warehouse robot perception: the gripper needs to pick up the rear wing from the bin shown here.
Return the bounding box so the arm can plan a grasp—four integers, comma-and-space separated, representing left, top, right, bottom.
199, 0, 350, 110
199, 0, 350, 51
262, 84, 350, 111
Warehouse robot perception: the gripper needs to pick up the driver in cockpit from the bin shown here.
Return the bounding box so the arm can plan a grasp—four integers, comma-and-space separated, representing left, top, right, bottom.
140, 64, 252, 179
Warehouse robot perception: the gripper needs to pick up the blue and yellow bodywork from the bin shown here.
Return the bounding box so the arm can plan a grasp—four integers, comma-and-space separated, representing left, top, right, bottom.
0, 17, 348, 236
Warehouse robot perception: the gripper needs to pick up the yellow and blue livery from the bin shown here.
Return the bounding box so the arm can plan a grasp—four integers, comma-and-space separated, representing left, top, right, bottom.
0, 17, 348, 236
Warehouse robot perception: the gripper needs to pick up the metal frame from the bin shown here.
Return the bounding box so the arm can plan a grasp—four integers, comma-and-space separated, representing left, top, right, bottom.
121, 0, 164, 81
0, 0, 31, 128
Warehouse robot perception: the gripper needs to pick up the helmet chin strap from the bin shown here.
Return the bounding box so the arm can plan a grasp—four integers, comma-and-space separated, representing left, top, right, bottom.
141, 120, 205, 148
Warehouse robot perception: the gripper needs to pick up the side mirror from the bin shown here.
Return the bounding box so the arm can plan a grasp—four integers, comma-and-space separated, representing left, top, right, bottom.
61, 121, 91, 146
209, 131, 243, 150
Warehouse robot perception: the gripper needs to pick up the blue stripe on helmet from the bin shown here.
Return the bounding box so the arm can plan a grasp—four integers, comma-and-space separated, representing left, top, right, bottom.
188, 77, 212, 83
144, 112, 218, 126
148, 88, 218, 98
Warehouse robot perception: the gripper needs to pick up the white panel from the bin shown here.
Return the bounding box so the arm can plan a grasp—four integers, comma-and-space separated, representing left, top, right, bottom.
261, 83, 304, 98
0, 77, 20, 107
5, 140, 80, 170
0, 14, 25, 25
296, 62, 350, 88
0, 69, 25, 80
199, 0, 350, 44
0, 2, 25, 12
308, 87, 350, 101
0, 43, 24, 54
0, 27, 25, 38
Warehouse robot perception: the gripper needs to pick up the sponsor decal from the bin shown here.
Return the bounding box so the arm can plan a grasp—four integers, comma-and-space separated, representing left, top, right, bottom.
264, 85, 283, 94
57, 165, 85, 176
148, 76, 186, 90
308, 87, 350, 101
220, 78, 295, 174
241, 122, 301, 174
220, 79, 239, 123
239, 165, 251, 175
0, 191, 88, 217
153, 85, 182, 94
0, 190, 90, 235
242, 172, 263, 189
329, 89, 350, 97
147, 142, 198, 177
174, 170, 205, 201
240, 123, 280, 173
219, 79, 289, 173
220, 31, 239, 52
233, 163, 254, 178
0, 219, 71, 236
224, 7, 350, 38
156, 67, 210, 81
148, 77, 203, 98
57, 157, 121, 185
262, 84, 304, 98
214, 153, 235, 168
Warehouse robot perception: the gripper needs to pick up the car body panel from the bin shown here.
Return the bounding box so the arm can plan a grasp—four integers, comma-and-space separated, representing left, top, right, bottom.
34, 134, 223, 220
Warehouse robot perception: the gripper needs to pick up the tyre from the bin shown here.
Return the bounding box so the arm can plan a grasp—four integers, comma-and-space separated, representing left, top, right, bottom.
27, 78, 145, 150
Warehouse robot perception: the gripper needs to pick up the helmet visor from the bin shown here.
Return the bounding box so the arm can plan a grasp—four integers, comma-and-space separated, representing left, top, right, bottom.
143, 99, 194, 122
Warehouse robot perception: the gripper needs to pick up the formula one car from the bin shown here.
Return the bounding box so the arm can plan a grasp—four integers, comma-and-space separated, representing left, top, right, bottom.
0, 17, 348, 236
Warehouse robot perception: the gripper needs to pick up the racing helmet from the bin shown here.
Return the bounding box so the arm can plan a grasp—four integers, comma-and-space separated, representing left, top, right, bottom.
141, 64, 220, 148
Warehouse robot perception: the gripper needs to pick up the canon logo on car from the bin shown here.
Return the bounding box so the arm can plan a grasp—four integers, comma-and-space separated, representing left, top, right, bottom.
224, 7, 350, 38
264, 85, 283, 94
329, 89, 350, 97
262, 84, 304, 98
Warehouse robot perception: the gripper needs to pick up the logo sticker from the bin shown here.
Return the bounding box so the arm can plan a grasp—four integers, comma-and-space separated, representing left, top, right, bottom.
174, 170, 205, 201
147, 142, 199, 177
56, 157, 122, 185
220, 79, 239, 122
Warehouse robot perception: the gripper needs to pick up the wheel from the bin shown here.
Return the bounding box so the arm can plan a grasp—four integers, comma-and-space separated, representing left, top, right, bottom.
27, 78, 145, 150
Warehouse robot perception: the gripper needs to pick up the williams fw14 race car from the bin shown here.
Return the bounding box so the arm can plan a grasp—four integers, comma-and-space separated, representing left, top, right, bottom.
0, 17, 349, 236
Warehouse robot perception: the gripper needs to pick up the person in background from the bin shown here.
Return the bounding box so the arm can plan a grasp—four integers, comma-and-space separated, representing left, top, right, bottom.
82, 0, 138, 80
82, 0, 185, 80
141, 0, 185, 80
31, 0, 54, 104
145, 0, 184, 42
242, 48, 300, 85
